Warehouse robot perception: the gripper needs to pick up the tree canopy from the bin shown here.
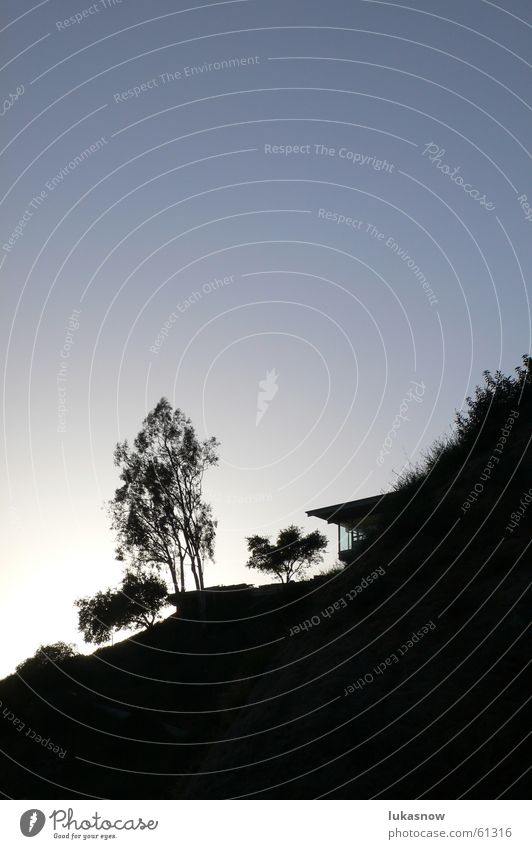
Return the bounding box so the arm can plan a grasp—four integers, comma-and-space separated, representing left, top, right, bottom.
109, 398, 219, 595
76, 566, 168, 645
246, 525, 328, 583
16, 642, 78, 676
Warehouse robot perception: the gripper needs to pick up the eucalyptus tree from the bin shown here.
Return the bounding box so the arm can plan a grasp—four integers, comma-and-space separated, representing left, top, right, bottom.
110, 398, 219, 596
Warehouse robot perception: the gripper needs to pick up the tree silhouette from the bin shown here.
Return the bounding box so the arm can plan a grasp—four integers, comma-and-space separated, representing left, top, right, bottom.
109, 398, 219, 596
16, 642, 78, 676
76, 566, 168, 645
392, 354, 532, 495
454, 354, 531, 445
246, 525, 328, 583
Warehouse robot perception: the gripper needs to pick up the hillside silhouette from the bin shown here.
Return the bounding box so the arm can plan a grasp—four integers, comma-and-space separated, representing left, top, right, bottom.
0, 359, 530, 799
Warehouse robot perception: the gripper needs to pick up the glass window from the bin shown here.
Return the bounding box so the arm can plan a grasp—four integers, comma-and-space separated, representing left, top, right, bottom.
339, 524, 366, 552
339, 525, 352, 551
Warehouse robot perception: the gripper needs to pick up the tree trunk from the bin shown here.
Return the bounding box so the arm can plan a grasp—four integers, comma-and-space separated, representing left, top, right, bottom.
196, 553, 205, 590
189, 550, 205, 590
168, 561, 180, 614
191, 560, 201, 590
179, 554, 185, 594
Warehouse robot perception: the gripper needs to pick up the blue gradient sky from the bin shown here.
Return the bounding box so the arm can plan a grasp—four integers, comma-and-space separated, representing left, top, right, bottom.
1, 0, 530, 676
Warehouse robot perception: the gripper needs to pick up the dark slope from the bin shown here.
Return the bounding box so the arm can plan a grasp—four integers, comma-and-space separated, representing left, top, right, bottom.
0, 527, 528, 800
180, 372, 531, 799
1, 367, 530, 799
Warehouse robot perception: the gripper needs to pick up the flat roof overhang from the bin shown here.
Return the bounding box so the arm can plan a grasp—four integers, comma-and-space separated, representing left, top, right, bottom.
306, 492, 392, 524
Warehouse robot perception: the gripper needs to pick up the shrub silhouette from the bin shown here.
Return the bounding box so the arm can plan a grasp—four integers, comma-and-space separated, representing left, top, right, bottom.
246, 524, 328, 582
76, 567, 168, 645
374, 355, 531, 542
16, 642, 78, 676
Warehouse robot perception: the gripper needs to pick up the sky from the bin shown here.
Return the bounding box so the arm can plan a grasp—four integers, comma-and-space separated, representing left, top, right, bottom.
1, 0, 531, 677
